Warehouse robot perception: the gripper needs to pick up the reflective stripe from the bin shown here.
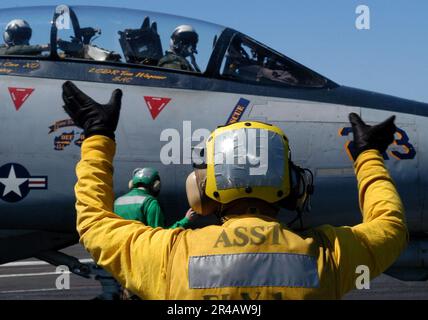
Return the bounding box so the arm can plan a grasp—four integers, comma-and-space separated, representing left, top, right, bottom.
188, 253, 319, 289
114, 195, 147, 206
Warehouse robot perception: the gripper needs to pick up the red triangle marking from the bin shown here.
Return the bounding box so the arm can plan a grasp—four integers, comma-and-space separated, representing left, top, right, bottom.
144, 96, 171, 120
8, 87, 35, 111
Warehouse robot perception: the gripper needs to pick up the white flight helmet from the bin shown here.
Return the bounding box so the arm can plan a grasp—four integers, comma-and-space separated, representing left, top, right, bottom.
170, 24, 198, 57
3, 19, 32, 46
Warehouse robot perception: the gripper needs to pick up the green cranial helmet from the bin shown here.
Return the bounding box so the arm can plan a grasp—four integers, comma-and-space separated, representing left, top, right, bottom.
131, 167, 161, 195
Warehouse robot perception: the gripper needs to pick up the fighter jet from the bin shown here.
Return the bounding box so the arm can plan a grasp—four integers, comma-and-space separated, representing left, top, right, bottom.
0, 5, 427, 283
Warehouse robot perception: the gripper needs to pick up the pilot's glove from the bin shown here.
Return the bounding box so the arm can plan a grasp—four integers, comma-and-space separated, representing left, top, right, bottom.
349, 112, 396, 160
62, 81, 122, 140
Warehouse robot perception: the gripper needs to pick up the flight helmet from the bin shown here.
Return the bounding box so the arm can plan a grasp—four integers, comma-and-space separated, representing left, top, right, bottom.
3, 19, 32, 46
186, 121, 313, 216
129, 167, 161, 196
170, 25, 198, 57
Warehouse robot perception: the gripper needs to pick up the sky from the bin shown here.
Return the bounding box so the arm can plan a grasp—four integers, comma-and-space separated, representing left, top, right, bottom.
0, 0, 427, 103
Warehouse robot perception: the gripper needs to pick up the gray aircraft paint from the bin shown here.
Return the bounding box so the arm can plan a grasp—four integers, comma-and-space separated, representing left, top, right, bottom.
0, 76, 424, 232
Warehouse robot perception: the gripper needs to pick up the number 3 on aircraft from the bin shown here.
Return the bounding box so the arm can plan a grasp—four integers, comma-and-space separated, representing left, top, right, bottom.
339, 126, 416, 161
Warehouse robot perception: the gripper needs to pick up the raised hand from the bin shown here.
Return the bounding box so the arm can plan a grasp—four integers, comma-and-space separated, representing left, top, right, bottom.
62, 81, 122, 140
348, 113, 396, 160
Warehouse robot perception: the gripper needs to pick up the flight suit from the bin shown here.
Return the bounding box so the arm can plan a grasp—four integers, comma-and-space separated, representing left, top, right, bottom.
114, 188, 190, 229
75, 135, 407, 299
0, 44, 46, 55
158, 51, 194, 72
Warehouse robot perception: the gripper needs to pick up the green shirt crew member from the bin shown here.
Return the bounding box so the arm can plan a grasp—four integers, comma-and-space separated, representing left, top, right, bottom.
114, 167, 193, 229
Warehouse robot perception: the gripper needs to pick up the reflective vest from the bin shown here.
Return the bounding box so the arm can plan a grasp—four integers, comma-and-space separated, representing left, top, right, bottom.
167, 214, 336, 299
113, 188, 191, 229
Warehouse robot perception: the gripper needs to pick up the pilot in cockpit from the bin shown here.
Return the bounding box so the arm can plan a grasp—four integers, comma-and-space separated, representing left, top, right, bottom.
158, 25, 201, 72
0, 19, 49, 56
224, 36, 299, 86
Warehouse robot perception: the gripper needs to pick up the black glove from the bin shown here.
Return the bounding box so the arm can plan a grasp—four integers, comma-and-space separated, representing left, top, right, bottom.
62, 81, 122, 140
348, 112, 396, 160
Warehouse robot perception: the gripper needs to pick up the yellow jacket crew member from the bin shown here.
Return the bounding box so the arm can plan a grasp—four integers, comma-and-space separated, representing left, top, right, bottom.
62, 81, 408, 299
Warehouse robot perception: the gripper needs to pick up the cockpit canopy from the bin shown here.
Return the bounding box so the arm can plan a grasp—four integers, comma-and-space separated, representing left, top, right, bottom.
0, 5, 330, 88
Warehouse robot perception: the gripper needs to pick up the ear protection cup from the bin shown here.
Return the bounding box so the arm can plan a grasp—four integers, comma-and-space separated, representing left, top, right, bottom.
279, 162, 304, 211
186, 169, 220, 216
151, 179, 161, 195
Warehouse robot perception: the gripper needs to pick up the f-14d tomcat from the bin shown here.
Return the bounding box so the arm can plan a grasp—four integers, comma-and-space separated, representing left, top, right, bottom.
0, 5, 427, 283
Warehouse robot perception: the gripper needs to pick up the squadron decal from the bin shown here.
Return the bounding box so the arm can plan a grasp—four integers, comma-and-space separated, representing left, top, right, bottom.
8, 87, 34, 111
48, 119, 85, 150
226, 98, 250, 125
0, 163, 47, 203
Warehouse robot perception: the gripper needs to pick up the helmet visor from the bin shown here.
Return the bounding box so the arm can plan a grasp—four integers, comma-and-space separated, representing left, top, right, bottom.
213, 128, 285, 190
174, 30, 198, 45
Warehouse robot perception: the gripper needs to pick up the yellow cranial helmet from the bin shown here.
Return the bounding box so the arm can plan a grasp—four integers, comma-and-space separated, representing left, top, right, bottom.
204, 121, 290, 204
